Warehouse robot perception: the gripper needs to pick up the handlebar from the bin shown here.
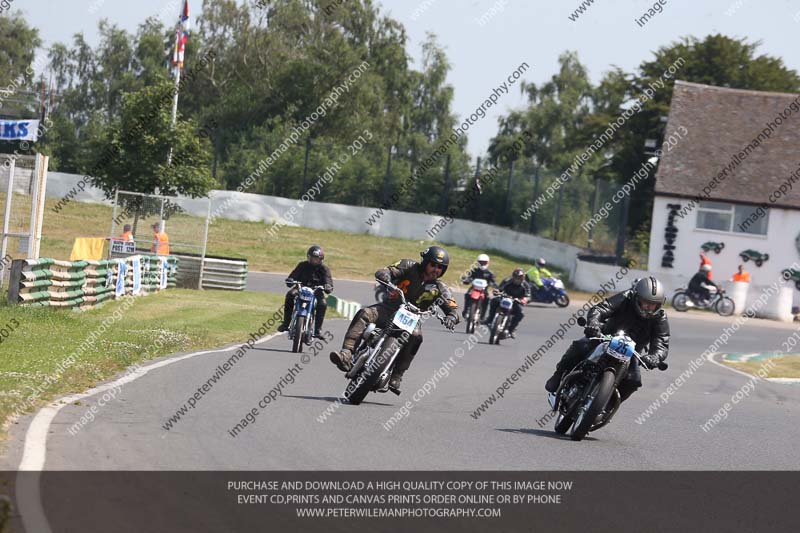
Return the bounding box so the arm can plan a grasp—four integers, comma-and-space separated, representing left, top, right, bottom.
288, 280, 326, 291
376, 278, 453, 331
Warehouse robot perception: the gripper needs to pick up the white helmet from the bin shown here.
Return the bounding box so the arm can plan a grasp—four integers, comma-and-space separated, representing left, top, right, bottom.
700, 264, 712, 272
477, 253, 490, 270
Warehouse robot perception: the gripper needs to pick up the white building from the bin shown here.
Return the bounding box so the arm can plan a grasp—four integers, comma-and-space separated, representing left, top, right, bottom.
647, 81, 800, 319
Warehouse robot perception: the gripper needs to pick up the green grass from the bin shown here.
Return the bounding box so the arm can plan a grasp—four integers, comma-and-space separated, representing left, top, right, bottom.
0, 289, 286, 433
40, 196, 565, 286
725, 356, 800, 379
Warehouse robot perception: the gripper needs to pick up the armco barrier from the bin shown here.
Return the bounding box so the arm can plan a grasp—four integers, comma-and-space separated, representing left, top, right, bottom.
7, 255, 178, 308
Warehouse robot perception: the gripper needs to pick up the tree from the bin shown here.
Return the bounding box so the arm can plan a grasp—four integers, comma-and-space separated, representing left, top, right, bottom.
87, 82, 215, 227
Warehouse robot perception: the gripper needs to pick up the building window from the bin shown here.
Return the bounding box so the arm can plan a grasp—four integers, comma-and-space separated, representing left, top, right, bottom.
696, 201, 768, 235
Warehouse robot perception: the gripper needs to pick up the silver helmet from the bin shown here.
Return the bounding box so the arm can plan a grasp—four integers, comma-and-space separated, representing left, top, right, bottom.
632, 276, 665, 318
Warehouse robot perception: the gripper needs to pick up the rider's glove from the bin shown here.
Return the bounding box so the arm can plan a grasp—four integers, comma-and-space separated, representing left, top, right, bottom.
641, 354, 660, 370
285, 277, 295, 288
520, 297, 528, 305
375, 271, 391, 284
583, 325, 601, 338
323, 284, 333, 294
442, 315, 457, 331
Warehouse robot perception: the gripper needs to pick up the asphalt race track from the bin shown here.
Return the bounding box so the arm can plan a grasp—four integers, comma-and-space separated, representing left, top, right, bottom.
6, 272, 800, 472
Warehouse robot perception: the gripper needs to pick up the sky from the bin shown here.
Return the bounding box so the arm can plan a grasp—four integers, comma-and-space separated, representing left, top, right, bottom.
13, 0, 800, 159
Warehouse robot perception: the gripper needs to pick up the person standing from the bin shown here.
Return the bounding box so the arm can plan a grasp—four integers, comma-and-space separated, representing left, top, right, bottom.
151, 222, 170, 255
730, 264, 750, 283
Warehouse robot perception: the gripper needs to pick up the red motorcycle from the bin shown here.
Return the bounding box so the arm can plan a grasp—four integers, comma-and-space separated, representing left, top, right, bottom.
464, 278, 488, 333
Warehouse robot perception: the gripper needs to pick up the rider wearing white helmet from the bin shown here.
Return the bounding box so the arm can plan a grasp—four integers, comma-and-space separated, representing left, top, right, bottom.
460, 253, 497, 319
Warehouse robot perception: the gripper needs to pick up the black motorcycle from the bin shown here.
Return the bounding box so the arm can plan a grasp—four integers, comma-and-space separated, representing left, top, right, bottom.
671, 286, 734, 316
343, 279, 450, 405
548, 317, 667, 441
488, 293, 523, 345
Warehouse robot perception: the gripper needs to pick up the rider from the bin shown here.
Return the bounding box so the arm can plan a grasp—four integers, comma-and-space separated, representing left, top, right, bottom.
525, 258, 552, 290
461, 253, 497, 320
544, 277, 670, 402
483, 268, 530, 338
329, 246, 459, 394
277, 245, 333, 338
688, 264, 719, 304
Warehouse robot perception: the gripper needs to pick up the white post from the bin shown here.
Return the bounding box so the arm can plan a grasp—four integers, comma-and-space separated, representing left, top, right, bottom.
30, 154, 48, 259
1, 157, 15, 287
198, 198, 211, 289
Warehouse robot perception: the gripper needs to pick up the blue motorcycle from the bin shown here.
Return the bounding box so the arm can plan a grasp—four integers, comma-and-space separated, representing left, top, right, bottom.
287, 280, 325, 353
528, 277, 570, 307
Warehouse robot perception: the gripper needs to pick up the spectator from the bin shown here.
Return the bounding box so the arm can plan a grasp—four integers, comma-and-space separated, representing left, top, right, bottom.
151, 222, 170, 255
730, 264, 750, 283
699, 252, 713, 279
121, 224, 134, 242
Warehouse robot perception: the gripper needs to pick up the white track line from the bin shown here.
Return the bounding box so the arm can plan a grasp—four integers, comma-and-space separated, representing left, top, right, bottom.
707, 352, 766, 381
16, 332, 281, 533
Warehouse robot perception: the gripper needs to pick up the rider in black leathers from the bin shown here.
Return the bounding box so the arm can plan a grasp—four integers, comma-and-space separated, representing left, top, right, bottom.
688, 265, 719, 304
544, 277, 670, 402
278, 245, 333, 338
483, 268, 531, 339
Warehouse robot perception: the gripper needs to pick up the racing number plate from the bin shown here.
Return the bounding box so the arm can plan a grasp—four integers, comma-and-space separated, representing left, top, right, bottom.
392, 308, 419, 333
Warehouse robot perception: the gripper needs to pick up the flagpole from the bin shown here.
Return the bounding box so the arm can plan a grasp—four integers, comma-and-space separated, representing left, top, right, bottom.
167, 64, 180, 166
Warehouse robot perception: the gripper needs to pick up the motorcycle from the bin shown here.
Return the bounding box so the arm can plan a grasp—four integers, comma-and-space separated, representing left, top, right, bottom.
671, 286, 734, 316
528, 277, 570, 308
488, 293, 523, 345
286, 280, 325, 353
343, 279, 450, 405
464, 278, 489, 334
548, 317, 667, 441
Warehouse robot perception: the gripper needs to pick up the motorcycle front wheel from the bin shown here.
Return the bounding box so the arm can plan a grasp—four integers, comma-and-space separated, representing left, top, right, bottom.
555, 294, 570, 308
345, 337, 399, 405
570, 370, 615, 441
466, 302, 476, 334
715, 297, 735, 317
292, 316, 305, 353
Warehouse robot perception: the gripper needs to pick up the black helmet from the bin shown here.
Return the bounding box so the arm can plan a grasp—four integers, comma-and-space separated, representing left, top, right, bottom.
307, 245, 324, 262
420, 246, 449, 276
512, 268, 525, 280
632, 276, 665, 318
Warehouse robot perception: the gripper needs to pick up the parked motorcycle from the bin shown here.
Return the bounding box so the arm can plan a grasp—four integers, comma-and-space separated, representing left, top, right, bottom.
343, 279, 450, 405
548, 317, 667, 441
464, 278, 489, 334
488, 293, 523, 345
286, 280, 325, 353
529, 277, 570, 307
671, 286, 734, 316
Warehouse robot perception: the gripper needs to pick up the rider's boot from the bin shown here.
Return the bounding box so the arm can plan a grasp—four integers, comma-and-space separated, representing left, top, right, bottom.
388, 369, 404, 395
329, 349, 353, 372
277, 322, 290, 332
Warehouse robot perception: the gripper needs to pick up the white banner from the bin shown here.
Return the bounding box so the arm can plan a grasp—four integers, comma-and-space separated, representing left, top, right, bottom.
0, 119, 40, 141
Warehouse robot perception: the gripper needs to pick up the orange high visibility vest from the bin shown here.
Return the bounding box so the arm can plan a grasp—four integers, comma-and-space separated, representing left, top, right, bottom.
122, 231, 134, 241
151, 232, 170, 255
732, 272, 750, 283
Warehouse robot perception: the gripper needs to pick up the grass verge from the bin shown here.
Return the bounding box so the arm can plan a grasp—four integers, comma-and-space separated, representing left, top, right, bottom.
725, 356, 800, 379
0, 289, 286, 436
40, 197, 566, 287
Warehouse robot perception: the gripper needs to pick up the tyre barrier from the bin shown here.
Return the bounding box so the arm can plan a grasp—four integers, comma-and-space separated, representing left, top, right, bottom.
7, 255, 178, 308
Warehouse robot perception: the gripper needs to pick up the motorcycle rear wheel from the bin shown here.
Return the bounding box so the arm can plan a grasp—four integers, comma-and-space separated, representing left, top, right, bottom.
671, 292, 690, 312
570, 370, 615, 441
